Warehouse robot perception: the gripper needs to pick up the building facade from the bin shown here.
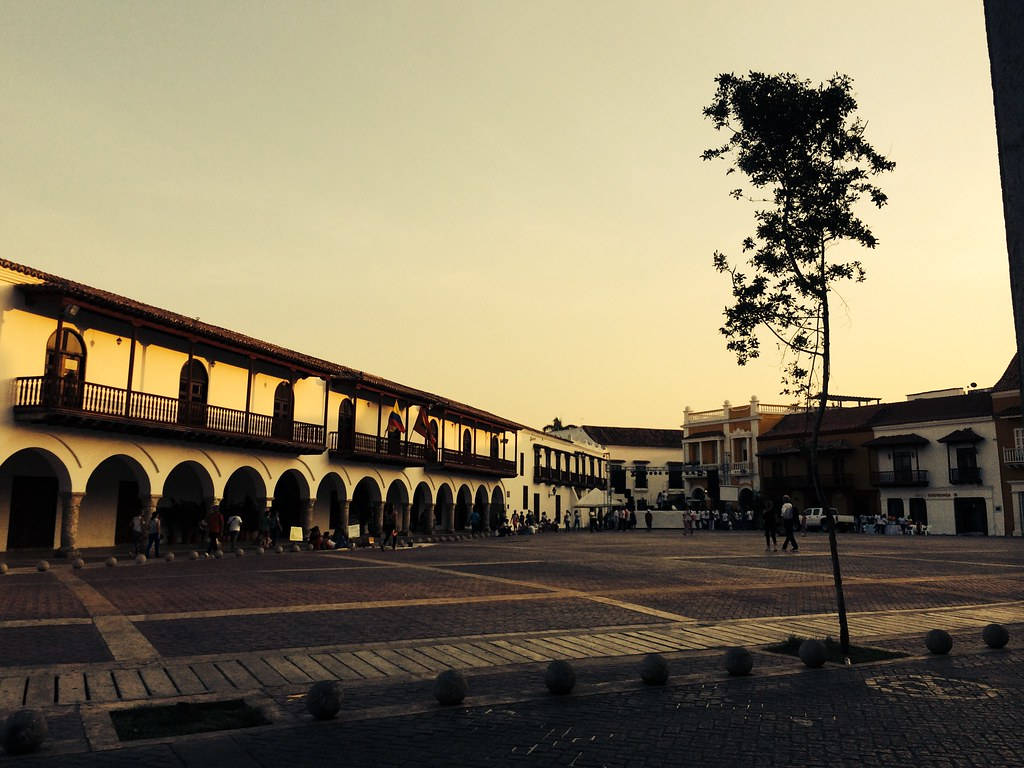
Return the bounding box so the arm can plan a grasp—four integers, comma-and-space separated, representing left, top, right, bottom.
516, 428, 608, 524
991, 354, 1024, 536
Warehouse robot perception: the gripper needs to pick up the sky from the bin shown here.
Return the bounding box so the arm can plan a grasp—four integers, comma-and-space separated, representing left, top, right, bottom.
2, 1, 1014, 430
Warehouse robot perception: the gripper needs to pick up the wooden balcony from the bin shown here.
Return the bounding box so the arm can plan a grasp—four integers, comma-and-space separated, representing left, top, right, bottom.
949, 467, 982, 484
428, 448, 516, 478
328, 430, 426, 466
534, 466, 606, 489
12, 375, 325, 453
871, 470, 928, 487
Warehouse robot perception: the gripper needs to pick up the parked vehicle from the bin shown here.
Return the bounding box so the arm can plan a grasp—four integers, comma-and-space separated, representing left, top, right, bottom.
803, 507, 855, 532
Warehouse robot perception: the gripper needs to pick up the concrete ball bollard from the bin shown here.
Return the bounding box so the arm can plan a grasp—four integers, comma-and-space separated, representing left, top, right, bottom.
105, 557, 118, 567
275, 545, 284, 554
925, 629, 953, 655
256, 547, 265, 555
72, 558, 85, 570
544, 660, 576, 695
134, 554, 147, 565
291, 543, 301, 553
0, 563, 8, 575
798, 639, 827, 668
433, 669, 468, 705
724, 647, 753, 676
982, 623, 1009, 649
305, 680, 343, 720
36, 560, 50, 572
2, 709, 48, 755
189, 551, 200, 561
640, 653, 669, 685
164, 553, 175, 563
235, 548, 245, 557
213, 549, 224, 560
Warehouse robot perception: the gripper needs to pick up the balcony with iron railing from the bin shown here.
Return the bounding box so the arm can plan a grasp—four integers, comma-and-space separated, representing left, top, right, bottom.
12, 375, 325, 453
1003, 448, 1024, 466
533, 466, 606, 488
428, 448, 517, 478
949, 466, 982, 484
871, 469, 929, 487
328, 430, 426, 466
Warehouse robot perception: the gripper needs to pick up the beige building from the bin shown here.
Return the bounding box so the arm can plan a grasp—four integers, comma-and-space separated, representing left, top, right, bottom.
0, 258, 539, 554
516, 428, 608, 524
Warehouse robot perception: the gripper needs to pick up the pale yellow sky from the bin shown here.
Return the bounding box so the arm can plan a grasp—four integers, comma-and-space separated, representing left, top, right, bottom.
2, 1, 1013, 429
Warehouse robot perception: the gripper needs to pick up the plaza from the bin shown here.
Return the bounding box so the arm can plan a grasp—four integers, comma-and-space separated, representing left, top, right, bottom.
1, 530, 1022, 765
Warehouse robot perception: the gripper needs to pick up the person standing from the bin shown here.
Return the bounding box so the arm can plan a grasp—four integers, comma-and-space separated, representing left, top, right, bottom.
145, 511, 161, 558
780, 495, 799, 552
205, 505, 224, 556
763, 499, 778, 552
573, 509, 581, 530
129, 510, 146, 557
645, 509, 653, 531
226, 511, 243, 549
380, 509, 398, 550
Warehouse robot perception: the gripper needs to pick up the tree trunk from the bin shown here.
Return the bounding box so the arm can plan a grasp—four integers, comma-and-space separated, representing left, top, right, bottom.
813, 259, 851, 659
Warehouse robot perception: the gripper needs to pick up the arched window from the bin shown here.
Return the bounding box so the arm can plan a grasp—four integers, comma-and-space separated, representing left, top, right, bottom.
177, 360, 208, 426
462, 428, 472, 454
273, 381, 294, 439
490, 435, 499, 459
45, 328, 86, 407
337, 399, 354, 451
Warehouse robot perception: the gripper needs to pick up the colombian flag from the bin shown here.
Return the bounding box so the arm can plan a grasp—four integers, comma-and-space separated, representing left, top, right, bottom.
387, 400, 406, 434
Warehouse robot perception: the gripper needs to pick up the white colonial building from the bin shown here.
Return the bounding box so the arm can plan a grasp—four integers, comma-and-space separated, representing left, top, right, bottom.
515, 428, 608, 524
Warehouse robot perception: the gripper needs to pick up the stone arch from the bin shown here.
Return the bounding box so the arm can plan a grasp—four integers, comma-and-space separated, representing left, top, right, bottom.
411, 482, 433, 533
455, 484, 472, 530
161, 460, 215, 545
435, 483, 453, 531
351, 476, 383, 537
738, 487, 755, 511
473, 486, 489, 531
273, 469, 311, 537
222, 466, 267, 542
385, 479, 409, 533
315, 472, 347, 533
0, 447, 73, 550
80, 454, 152, 549
490, 486, 505, 529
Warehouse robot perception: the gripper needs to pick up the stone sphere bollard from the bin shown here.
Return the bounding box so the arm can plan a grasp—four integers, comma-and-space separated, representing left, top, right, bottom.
189, 551, 200, 561
544, 660, 576, 695
105, 556, 118, 568
2, 709, 48, 755
925, 629, 953, 655
724, 647, 753, 676
275, 545, 284, 554
36, 560, 49, 572
640, 653, 669, 685
291, 543, 302, 553
798, 639, 827, 668
72, 558, 85, 570
165, 553, 175, 563
213, 549, 224, 560
982, 623, 1009, 649
256, 547, 265, 555
135, 554, 147, 565
1, 563, 9, 575
305, 680, 343, 720
235, 548, 245, 557
433, 669, 468, 705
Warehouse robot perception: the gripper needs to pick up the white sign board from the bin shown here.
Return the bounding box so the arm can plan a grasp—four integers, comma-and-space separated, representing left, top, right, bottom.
347, 524, 361, 539
288, 525, 304, 542
719, 485, 739, 502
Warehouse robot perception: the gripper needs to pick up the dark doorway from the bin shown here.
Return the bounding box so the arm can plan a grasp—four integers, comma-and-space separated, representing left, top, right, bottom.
113, 481, 141, 545
273, 382, 294, 440
273, 472, 304, 534
909, 498, 928, 525
44, 328, 86, 408
954, 497, 988, 535
7, 476, 58, 549
462, 429, 472, 454
338, 400, 354, 451
178, 360, 209, 426
533, 492, 540, 516
555, 494, 562, 524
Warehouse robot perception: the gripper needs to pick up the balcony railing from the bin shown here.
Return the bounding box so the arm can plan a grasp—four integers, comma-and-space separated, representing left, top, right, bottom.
949, 466, 982, 484
761, 473, 854, 490
428, 448, 516, 477
12, 375, 325, 452
871, 470, 929, 487
533, 466, 605, 488
1003, 448, 1024, 465
328, 430, 426, 465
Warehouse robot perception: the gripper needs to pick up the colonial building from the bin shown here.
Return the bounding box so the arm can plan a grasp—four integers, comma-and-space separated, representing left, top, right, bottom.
681, 397, 799, 506
517, 428, 608, 524
550, 426, 683, 510
0, 258, 530, 554
991, 354, 1024, 536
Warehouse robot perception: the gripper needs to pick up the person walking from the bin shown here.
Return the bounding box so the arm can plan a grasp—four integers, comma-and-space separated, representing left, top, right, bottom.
763, 499, 778, 552
780, 495, 799, 552
205, 505, 224, 556
226, 511, 243, 549
145, 511, 161, 558
380, 510, 398, 550
129, 509, 146, 557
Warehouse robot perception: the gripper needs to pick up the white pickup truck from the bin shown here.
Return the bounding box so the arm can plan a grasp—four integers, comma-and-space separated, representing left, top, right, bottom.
802, 507, 856, 532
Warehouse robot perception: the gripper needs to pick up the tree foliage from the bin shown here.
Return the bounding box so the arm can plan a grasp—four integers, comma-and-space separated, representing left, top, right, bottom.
703, 72, 894, 401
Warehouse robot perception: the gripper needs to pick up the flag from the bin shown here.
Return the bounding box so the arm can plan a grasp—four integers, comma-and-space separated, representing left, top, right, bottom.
413, 406, 437, 450
387, 400, 406, 434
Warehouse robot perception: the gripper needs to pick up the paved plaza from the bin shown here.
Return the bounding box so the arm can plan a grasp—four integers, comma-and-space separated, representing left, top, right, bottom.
1, 530, 1023, 765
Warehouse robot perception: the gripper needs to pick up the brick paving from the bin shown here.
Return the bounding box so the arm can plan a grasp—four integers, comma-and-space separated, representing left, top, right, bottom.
1, 531, 1023, 763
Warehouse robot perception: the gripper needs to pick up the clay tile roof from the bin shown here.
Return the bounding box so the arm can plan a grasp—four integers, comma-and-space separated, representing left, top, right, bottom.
993, 354, 1020, 392
761, 404, 886, 438
937, 427, 985, 444
868, 392, 992, 426
580, 426, 683, 448
863, 433, 930, 447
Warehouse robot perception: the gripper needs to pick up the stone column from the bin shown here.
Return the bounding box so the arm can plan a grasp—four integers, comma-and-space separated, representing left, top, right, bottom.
56, 491, 85, 557
423, 503, 435, 533
442, 502, 454, 533
302, 499, 315, 538
338, 500, 350, 534
482, 503, 492, 533
143, 494, 163, 543
371, 501, 383, 537
399, 503, 411, 535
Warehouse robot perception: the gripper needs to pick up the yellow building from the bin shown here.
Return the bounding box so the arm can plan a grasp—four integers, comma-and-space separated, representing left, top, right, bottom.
0, 258, 540, 554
